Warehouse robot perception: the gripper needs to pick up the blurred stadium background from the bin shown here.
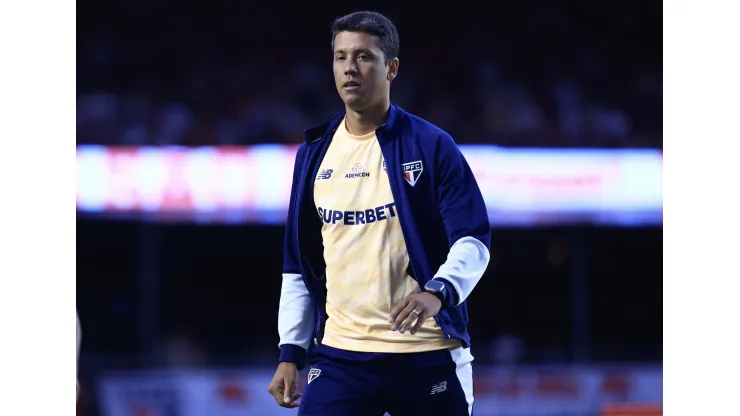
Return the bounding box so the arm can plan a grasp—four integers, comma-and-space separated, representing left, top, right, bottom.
76, 1, 662, 415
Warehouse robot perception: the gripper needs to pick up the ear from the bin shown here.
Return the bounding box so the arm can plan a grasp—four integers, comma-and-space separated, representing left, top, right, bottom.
387, 58, 399, 82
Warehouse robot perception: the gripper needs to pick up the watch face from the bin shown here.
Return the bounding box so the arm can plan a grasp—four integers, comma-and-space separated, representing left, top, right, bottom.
425, 280, 445, 293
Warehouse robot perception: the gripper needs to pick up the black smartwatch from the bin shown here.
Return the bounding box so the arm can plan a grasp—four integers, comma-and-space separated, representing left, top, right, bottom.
424, 279, 451, 309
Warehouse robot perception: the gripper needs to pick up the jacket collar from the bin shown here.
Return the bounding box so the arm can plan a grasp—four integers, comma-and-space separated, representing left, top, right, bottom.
303, 103, 405, 143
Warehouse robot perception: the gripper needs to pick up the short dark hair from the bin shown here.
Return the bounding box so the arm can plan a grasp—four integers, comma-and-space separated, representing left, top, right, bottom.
331, 11, 400, 62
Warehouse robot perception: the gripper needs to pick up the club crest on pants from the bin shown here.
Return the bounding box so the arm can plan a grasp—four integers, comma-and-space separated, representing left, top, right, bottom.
402, 160, 423, 186
308, 368, 321, 384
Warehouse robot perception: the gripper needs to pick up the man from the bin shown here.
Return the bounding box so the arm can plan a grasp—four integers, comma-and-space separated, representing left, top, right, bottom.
267, 11, 491, 416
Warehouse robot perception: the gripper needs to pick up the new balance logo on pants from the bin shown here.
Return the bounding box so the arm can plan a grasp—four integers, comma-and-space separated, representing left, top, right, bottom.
430, 381, 447, 395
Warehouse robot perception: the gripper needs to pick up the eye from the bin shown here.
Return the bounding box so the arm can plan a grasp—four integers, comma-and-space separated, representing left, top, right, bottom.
357, 54, 369, 61
335, 56, 346, 62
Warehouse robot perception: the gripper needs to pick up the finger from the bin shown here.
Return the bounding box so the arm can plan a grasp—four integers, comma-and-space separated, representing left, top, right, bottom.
392, 301, 418, 331
400, 308, 424, 334
283, 376, 297, 405
389, 298, 410, 324
268, 383, 284, 405
409, 311, 428, 335
281, 393, 302, 408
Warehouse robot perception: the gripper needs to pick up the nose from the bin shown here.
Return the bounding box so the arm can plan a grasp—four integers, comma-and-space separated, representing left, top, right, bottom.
344, 59, 359, 76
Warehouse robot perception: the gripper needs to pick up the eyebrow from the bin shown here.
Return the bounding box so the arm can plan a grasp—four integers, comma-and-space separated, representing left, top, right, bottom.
334, 48, 375, 56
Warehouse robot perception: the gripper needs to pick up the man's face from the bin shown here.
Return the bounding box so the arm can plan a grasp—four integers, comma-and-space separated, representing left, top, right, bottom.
333, 31, 398, 110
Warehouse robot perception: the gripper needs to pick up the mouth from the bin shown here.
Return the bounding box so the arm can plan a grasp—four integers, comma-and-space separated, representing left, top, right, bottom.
343, 81, 361, 90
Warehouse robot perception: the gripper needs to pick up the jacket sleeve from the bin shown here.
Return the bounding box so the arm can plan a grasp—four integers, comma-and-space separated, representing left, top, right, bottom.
433, 135, 491, 306
278, 144, 315, 370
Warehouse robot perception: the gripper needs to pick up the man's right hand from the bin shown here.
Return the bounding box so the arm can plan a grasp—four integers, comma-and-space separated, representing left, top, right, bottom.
267, 362, 302, 408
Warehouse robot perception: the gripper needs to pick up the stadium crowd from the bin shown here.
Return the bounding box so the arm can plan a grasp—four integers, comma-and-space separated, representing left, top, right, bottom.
76, 2, 661, 149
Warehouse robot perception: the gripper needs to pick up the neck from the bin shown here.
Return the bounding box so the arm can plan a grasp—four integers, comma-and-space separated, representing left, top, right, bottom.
344, 98, 391, 136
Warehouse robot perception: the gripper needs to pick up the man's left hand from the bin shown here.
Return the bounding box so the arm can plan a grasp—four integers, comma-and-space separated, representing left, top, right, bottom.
389, 292, 442, 335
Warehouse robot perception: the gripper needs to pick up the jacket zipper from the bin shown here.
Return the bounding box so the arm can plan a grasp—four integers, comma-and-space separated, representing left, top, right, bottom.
294, 141, 323, 346
303, 255, 324, 347
295, 144, 310, 251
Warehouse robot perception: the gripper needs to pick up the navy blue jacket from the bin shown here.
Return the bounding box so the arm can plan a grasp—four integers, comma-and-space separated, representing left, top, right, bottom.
280, 104, 491, 367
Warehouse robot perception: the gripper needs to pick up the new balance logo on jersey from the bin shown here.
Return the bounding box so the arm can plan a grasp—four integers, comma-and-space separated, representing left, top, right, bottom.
308, 368, 321, 384
430, 381, 447, 395
317, 169, 333, 180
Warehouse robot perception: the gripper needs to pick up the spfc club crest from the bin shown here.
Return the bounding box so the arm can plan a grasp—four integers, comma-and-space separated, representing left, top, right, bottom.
308, 368, 321, 384
401, 160, 423, 186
